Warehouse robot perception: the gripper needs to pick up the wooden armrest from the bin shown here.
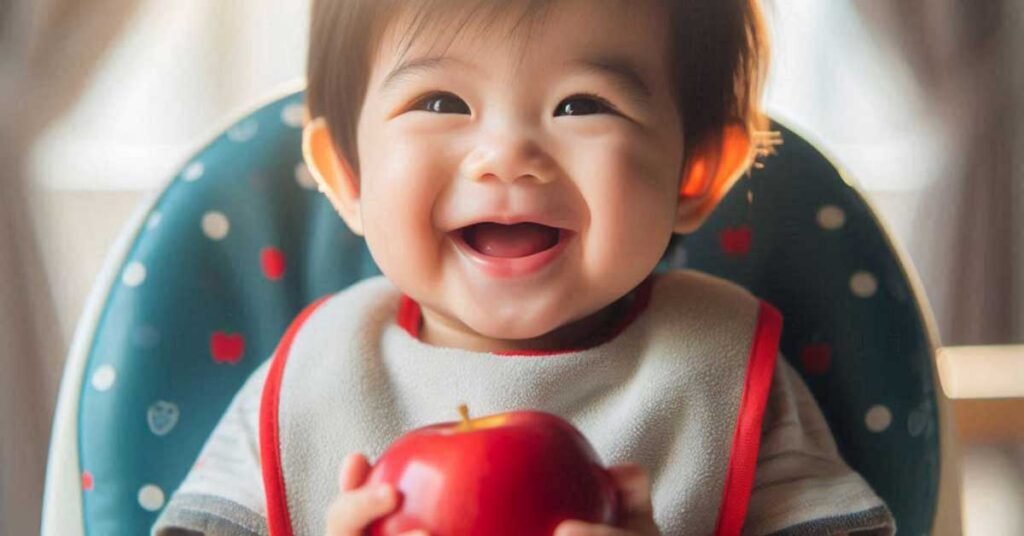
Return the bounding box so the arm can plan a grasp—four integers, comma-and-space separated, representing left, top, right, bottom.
937, 345, 1024, 399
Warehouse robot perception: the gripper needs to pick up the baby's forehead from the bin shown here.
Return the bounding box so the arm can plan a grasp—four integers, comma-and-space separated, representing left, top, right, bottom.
371, 0, 671, 77
375, 2, 544, 60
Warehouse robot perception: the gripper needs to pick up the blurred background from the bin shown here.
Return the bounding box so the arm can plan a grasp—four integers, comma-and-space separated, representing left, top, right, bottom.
1, 0, 1021, 533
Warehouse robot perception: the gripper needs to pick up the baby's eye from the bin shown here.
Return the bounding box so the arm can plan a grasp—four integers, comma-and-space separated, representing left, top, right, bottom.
411, 92, 470, 114
554, 94, 617, 117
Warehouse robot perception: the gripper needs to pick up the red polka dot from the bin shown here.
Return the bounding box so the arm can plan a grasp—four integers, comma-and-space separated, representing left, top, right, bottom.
82, 471, 94, 491
800, 343, 832, 375
719, 225, 752, 255
210, 331, 245, 364
261, 247, 286, 281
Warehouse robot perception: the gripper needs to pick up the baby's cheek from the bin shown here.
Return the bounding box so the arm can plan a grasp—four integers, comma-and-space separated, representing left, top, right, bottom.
580, 188, 674, 296
357, 180, 428, 276
364, 207, 441, 283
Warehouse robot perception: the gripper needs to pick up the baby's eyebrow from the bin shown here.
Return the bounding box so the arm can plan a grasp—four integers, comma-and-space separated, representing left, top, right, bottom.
567, 55, 654, 106
380, 55, 476, 95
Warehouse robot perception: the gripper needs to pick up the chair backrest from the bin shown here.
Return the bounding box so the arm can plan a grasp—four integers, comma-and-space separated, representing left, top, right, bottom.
43, 88, 943, 535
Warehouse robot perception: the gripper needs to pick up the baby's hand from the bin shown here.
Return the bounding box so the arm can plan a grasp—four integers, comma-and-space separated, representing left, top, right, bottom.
554, 464, 662, 536
324, 452, 430, 536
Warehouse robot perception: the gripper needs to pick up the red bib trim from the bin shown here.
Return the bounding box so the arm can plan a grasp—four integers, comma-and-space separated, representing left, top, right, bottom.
260, 295, 332, 536
714, 300, 783, 536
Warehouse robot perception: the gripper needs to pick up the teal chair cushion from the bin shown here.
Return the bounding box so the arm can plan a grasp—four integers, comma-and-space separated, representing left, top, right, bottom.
75, 90, 939, 534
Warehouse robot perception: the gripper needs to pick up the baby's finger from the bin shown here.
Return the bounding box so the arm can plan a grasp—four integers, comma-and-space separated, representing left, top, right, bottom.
324, 485, 397, 535
338, 452, 371, 492
608, 464, 653, 516
554, 519, 629, 536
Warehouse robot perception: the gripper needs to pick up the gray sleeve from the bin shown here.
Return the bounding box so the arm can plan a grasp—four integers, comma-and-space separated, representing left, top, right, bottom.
743, 357, 896, 536
151, 362, 272, 536
152, 493, 268, 536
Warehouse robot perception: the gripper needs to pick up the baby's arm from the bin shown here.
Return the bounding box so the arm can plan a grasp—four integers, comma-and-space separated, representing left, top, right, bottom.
151, 362, 270, 536
743, 357, 895, 535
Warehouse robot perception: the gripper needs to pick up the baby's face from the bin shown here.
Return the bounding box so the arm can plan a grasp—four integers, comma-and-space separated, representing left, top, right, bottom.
354, 0, 684, 351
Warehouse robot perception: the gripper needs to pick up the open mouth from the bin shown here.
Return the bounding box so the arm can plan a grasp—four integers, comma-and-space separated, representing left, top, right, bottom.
457, 222, 565, 258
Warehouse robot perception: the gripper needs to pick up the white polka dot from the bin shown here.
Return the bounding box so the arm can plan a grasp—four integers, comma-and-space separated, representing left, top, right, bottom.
294, 163, 316, 190
138, 484, 165, 511
817, 205, 846, 230
91, 365, 116, 392
202, 212, 230, 240
227, 120, 259, 142
850, 271, 878, 298
281, 103, 305, 128
865, 405, 892, 432
122, 262, 147, 287
146, 212, 162, 230
182, 162, 204, 182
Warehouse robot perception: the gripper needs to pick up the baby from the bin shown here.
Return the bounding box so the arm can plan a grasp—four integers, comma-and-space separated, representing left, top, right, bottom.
154, 0, 896, 535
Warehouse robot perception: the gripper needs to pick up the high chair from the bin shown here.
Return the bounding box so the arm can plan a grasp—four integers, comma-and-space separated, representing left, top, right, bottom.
42, 84, 963, 535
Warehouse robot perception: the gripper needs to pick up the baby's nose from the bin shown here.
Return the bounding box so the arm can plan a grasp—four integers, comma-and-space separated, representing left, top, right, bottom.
460, 135, 557, 185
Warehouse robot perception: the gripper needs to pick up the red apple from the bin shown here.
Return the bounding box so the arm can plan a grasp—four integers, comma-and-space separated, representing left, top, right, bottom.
365, 405, 619, 536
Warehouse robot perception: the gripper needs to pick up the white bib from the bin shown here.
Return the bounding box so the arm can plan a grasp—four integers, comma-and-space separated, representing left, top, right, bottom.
260, 270, 781, 536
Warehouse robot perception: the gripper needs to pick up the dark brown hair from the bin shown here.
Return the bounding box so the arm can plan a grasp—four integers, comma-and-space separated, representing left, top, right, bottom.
307, 0, 768, 177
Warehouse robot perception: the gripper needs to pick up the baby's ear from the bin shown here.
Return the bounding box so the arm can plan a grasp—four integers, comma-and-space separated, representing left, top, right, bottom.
302, 117, 364, 236
673, 122, 754, 234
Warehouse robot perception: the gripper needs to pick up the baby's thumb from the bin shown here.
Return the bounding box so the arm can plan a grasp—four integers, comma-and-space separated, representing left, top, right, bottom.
324, 484, 397, 536
338, 452, 372, 492
609, 464, 653, 516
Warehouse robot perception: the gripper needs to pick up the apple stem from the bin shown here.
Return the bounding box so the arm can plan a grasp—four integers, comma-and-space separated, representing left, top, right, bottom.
458, 403, 471, 428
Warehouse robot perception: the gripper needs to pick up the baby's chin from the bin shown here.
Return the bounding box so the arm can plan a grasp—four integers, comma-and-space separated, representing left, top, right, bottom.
457, 302, 614, 351
415, 299, 582, 352
458, 312, 566, 343
469, 320, 565, 345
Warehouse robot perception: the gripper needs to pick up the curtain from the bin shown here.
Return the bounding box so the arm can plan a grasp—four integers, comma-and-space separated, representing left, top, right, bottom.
853, 0, 1022, 345
0, 0, 139, 533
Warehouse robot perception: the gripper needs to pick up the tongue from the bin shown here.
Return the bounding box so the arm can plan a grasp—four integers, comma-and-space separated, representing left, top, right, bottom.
464, 222, 560, 258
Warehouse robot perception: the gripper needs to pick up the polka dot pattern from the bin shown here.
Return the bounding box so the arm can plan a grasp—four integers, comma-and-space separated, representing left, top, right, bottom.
281, 103, 305, 128
138, 484, 165, 511
82, 471, 94, 491
90, 365, 116, 392
227, 119, 259, 142
850, 271, 879, 298
182, 162, 204, 182
77, 95, 370, 536
865, 405, 893, 433
294, 163, 316, 190
201, 211, 230, 240
147, 401, 180, 436
261, 247, 287, 281
719, 225, 752, 255
122, 262, 147, 287
799, 343, 832, 375
817, 205, 846, 230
